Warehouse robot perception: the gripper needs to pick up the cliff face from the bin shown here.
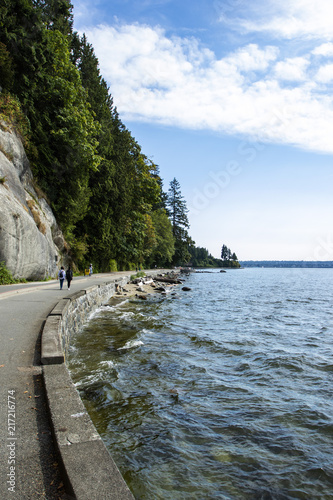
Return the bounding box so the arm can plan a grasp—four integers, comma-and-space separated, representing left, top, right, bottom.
0, 122, 65, 280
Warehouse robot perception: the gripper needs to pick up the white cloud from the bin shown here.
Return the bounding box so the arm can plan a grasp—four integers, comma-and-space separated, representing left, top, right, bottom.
315, 63, 333, 83
233, 0, 333, 40
312, 42, 333, 57
217, 0, 333, 41
274, 57, 309, 81
224, 44, 279, 72
81, 23, 333, 154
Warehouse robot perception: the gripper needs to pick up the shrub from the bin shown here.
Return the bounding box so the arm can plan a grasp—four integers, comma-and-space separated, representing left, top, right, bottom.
0, 93, 30, 146
0, 261, 18, 284
130, 271, 146, 280
109, 259, 117, 272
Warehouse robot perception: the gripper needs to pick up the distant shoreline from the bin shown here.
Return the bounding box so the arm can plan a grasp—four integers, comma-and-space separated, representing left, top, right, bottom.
240, 261, 333, 268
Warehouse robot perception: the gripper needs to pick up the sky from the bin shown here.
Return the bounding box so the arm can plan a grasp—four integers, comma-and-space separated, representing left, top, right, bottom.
70, 0, 333, 261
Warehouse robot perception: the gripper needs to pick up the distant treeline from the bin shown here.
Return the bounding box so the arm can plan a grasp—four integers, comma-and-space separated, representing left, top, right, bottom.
188, 245, 240, 268
240, 261, 333, 268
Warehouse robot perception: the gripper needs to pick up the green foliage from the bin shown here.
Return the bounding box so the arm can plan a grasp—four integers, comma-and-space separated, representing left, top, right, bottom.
130, 271, 146, 280
147, 209, 175, 267
220, 244, 240, 268
31, 29, 102, 239
0, 93, 30, 144
0, 42, 14, 89
0, 1, 200, 271
109, 259, 117, 272
166, 178, 193, 265
0, 261, 25, 284
167, 177, 189, 231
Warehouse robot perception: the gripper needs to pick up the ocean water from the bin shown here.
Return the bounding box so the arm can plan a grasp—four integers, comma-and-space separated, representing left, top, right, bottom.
67, 268, 333, 499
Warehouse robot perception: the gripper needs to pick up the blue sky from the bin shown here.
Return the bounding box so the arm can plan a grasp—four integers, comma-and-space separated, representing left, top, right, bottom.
71, 0, 333, 261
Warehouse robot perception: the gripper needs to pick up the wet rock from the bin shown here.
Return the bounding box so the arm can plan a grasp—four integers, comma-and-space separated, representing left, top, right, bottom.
182, 287, 191, 291
136, 294, 147, 300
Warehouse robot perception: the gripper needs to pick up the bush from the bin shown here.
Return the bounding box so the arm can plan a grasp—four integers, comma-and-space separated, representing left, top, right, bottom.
0, 261, 19, 284
0, 93, 30, 145
130, 271, 146, 280
109, 259, 117, 272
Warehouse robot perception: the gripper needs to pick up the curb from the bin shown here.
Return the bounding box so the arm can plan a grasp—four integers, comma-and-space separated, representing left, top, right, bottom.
41, 278, 135, 500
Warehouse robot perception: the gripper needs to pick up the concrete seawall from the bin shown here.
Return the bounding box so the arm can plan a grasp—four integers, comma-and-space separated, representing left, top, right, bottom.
41, 274, 139, 500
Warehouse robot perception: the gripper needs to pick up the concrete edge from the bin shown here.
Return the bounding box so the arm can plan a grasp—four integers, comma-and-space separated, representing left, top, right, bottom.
49, 298, 71, 317
43, 364, 134, 500
41, 315, 64, 364
41, 274, 135, 500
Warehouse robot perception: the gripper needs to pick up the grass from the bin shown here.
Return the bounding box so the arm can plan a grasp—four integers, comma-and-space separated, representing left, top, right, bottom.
130, 271, 146, 281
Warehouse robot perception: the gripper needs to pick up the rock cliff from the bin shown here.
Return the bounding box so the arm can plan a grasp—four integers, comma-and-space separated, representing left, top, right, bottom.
0, 121, 65, 280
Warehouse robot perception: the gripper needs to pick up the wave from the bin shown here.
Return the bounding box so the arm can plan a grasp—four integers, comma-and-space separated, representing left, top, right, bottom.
117, 339, 144, 351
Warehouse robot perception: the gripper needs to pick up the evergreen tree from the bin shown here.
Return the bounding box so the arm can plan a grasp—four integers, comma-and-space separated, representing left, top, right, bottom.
221, 244, 229, 261
148, 209, 175, 267
38, 0, 73, 36
167, 178, 189, 232
221, 244, 240, 268
0, 0, 184, 271
167, 178, 193, 265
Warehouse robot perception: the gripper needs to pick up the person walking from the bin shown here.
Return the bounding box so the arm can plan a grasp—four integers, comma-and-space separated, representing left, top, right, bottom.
66, 266, 73, 290
58, 266, 65, 290
89, 263, 93, 276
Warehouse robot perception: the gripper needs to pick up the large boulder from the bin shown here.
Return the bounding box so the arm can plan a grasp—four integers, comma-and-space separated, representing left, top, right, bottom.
0, 121, 65, 280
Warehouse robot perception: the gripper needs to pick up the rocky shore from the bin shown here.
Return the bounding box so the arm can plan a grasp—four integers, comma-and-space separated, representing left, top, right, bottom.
112, 271, 190, 300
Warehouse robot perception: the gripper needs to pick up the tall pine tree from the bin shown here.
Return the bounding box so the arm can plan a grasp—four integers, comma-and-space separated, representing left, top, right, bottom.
167, 178, 193, 265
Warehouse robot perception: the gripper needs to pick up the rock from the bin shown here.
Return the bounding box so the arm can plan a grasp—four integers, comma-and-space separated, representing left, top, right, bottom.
154, 277, 182, 284
0, 121, 65, 280
155, 286, 166, 292
136, 294, 147, 300
182, 287, 191, 291
220, 269, 226, 273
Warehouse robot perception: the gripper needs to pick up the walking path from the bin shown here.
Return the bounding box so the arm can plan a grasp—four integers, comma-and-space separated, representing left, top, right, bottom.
0, 271, 144, 499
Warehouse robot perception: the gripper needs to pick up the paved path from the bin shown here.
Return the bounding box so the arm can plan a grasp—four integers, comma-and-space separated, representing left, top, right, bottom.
0, 271, 140, 499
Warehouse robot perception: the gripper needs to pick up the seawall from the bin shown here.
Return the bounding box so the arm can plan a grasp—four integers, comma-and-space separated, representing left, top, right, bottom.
40, 273, 156, 500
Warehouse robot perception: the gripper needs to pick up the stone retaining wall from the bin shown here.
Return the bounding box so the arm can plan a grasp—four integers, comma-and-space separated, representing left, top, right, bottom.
41, 275, 135, 500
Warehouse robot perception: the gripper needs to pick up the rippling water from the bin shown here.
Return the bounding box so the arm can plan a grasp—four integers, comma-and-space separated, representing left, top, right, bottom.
67, 268, 333, 499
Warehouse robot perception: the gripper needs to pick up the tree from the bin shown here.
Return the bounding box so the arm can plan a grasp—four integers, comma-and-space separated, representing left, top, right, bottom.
147, 209, 175, 267
0, 0, 184, 272
31, 29, 102, 241
221, 244, 229, 261
221, 244, 240, 268
167, 178, 193, 265
0, 42, 14, 89
167, 178, 189, 232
